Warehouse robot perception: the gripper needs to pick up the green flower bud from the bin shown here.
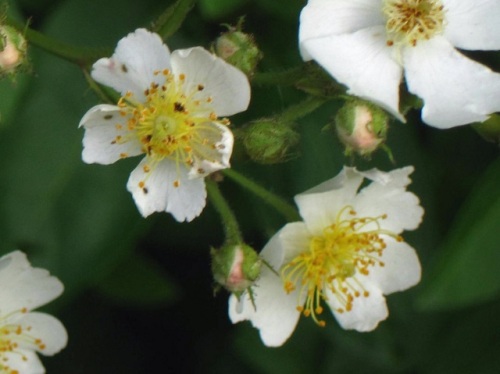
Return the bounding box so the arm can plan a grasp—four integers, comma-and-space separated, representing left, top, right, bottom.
213, 19, 262, 77
0, 25, 27, 75
241, 119, 300, 164
211, 244, 262, 296
335, 101, 388, 157
472, 114, 500, 145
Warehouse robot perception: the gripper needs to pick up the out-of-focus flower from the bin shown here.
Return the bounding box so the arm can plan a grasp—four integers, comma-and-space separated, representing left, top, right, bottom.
299, 0, 500, 129
229, 166, 423, 347
0, 250, 67, 373
80, 28, 251, 222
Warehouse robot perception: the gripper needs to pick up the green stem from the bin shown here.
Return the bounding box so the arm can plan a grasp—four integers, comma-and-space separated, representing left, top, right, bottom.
206, 179, 244, 245
152, 0, 196, 40
278, 96, 329, 123
222, 169, 301, 222
7, 17, 108, 66
252, 65, 305, 86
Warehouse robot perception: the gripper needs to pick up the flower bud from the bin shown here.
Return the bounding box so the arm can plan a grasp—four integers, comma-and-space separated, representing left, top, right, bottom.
211, 244, 262, 295
0, 25, 27, 75
472, 114, 500, 145
213, 19, 262, 77
335, 101, 388, 156
241, 119, 300, 164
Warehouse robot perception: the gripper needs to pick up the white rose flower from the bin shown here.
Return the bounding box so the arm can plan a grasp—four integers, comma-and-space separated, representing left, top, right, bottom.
229, 166, 423, 347
0, 250, 67, 373
299, 0, 500, 129
80, 28, 251, 222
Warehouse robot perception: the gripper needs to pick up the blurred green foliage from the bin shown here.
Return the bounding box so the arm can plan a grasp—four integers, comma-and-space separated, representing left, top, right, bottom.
0, 0, 499, 372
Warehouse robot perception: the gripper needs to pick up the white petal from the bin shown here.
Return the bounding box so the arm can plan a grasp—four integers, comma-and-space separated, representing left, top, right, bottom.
299, 0, 384, 59
92, 28, 171, 100
0, 251, 63, 315
229, 233, 302, 347
278, 222, 312, 265
404, 37, 500, 128
127, 157, 206, 221
187, 122, 234, 179
301, 26, 404, 121
352, 166, 424, 234
326, 281, 388, 332
170, 47, 251, 116
366, 238, 421, 295
2, 350, 45, 374
294, 167, 364, 235
79, 104, 143, 165
444, 0, 500, 50
15, 312, 68, 355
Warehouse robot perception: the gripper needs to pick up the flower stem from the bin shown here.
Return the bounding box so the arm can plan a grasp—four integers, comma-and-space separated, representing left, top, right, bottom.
222, 169, 301, 222
6, 17, 108, 66
252, 65, 305, 86
206, 179, 244, 245
278, 96, 329, 123
152, 0, 196, 40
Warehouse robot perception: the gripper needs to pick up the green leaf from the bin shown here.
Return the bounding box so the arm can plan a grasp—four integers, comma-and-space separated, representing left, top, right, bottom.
416, 157, 500, 311
96, 252, 178, 307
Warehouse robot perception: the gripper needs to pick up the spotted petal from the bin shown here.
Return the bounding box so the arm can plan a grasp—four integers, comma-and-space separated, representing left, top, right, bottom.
79, 104, 143, 165
92, 28, 171, 100
170, 47, 251, 117
15, 312, 68, 355
127, 157, 206, 222
2, 350, 45, 374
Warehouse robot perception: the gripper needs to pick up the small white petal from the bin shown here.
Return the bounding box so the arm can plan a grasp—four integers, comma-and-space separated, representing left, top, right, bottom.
294, 167, 364, 235
367, 238, 421, 295
187, 122, 234, 179
16, 312, 68, 355
404, 37, 500, 128
353, 166, 424, 234
0, 251, 63, 315
326, 282, 388, 332
2, 350, 45, 374
92, 28, 171, 99
229, 234, 302, 347
278, 222, 312, 265
301, 26, 404, 121
79, 104, 143, 165
127, 157, 206, 221
299, 0, 384, 59
170, 47, 251, 116
444, 0, 500, 50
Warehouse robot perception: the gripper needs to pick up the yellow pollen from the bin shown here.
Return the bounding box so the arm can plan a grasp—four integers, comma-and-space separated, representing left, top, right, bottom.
281, 206, 400, 326
113, 70, 230, 177
383, 0, 445, 47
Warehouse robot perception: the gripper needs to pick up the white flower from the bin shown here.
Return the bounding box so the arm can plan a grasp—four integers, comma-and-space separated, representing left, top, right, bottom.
80, 28, 251, 222
229, 166, 423, 347
0, 250, 67, 373
299, 0, 500, 129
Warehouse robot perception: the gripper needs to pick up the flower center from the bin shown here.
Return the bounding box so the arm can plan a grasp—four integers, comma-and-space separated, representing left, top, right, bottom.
0, 308, 46, 374
281, 206, 402, 326
383, 0, 445, 47
115, 69, 230, 187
